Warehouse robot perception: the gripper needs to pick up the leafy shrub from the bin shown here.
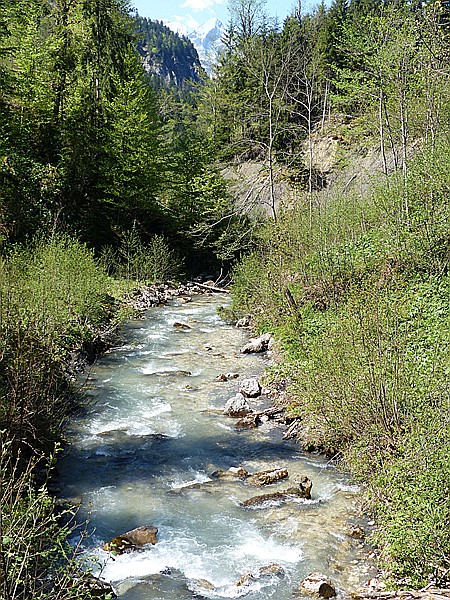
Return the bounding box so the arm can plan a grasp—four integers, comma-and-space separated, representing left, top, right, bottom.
0, 440, 104, 600
230, 138, 450, 586
100, 227, 181, 283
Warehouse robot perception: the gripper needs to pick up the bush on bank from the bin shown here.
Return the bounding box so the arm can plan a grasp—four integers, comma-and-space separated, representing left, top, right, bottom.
230, 138, 450, 588
0, 232, 178, 599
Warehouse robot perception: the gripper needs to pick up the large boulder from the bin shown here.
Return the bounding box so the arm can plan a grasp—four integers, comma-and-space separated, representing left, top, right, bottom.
299, 573, 337, 598
104, 525, 158, 554
223, 393, 252, 417
239, 378, 262, 398
240, 333, 273, 354
247, 468, 289, 486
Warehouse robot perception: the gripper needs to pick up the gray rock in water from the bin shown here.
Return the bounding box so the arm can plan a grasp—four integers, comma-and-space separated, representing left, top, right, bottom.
216, 372, 239, 381
241, 476, 312, 507
247, 468, 289, 486
210, 466, 250, 479
173, 322, 191, 330
104, 525, 158, 554
235, 414, 260, 429
258, 563, 285, 578
235, 572, 255, 587
299, 573, 337, 598
240, 333, 273, 354
239, 378, 261, 398
223, 393, 251, 417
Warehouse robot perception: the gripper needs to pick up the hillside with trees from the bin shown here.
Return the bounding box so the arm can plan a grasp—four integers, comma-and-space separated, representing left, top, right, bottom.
134, 17, 205, 90
0, 0, 449, 597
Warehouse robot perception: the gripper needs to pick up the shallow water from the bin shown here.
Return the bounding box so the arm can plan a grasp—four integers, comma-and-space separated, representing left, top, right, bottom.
58, 294, 375, 599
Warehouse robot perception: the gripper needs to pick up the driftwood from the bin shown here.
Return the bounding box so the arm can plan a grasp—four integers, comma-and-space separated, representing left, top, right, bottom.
188, 281, 230, 293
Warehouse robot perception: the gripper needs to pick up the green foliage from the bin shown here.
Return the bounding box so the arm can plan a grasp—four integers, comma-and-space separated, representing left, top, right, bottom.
230, 137, 450, 586
0, 235, 110, 450
373, 419, 450, 588
101, 226, 181, 283
0, 439, 98, 599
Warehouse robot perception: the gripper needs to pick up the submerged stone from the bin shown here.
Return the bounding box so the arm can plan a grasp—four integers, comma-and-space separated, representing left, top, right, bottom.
241, 476, 312, 507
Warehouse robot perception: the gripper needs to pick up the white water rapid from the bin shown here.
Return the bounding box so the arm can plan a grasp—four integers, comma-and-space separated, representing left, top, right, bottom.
58, 294, 375, 599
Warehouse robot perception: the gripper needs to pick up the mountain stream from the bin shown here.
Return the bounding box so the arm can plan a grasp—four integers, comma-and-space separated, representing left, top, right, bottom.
58, 294, 375, 599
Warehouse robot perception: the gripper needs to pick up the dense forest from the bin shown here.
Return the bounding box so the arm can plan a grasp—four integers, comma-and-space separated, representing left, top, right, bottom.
0, 0, 449, 597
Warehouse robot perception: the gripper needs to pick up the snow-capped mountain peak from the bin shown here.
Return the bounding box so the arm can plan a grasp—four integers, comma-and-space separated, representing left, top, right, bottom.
188, 18, 225, 73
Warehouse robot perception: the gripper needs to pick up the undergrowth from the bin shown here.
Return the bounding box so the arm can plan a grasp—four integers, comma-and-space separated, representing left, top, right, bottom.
230, 137, 450, 587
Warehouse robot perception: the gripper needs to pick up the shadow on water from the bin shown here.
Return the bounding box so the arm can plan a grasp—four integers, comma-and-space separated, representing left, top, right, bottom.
61, 429, 304, 481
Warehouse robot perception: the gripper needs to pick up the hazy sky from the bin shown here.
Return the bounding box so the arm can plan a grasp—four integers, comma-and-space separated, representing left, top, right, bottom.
129, 0, 302, 35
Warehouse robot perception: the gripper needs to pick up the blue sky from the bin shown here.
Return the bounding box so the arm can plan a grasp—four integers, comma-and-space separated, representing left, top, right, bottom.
129, 0, 302, 35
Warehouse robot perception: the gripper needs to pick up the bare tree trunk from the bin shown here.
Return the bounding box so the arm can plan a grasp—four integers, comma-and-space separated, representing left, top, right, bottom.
379, 88, 388, 177
321, 80, 329, 133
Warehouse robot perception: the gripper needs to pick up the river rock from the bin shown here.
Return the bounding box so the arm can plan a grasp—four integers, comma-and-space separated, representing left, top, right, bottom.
235, 414, 260, 429
239, 378, 262, 398
235, 572, 255, 587
223, 393, 251, 417
193, 578, 215, 591
104, 525, 158, 554
236, 316, 251, 328
258, 563, 285, 578
247, 468, 289, 486
240, 333, 273, 354
299, 573, 337, 598
241, 476, 312, 507
210, 466, 250, 479
216, 372, 239, 381
347, 524, 365, 539
173, 322, 191, 330
235, 564, 285, 588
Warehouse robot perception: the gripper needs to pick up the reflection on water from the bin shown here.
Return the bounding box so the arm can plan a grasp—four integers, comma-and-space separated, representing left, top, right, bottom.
58, 295, 375, 599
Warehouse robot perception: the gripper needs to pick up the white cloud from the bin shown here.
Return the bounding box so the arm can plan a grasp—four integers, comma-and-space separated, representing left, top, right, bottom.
164, 14, 200, 35
181, 0, 225, 12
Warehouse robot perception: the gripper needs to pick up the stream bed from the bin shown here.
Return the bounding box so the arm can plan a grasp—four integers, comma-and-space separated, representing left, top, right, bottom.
58, 294, 375, 599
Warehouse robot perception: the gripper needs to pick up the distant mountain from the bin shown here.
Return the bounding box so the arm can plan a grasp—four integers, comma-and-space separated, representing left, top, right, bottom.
188, 18, 225, 73
134, 17, 205, 89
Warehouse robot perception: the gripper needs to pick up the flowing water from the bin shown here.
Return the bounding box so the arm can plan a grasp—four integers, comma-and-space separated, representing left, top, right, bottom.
58, 294, 375, 599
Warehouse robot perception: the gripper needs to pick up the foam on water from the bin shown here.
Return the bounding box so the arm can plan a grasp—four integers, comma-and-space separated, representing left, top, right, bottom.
58, 295, 375, 599
97, 523, 302, 591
